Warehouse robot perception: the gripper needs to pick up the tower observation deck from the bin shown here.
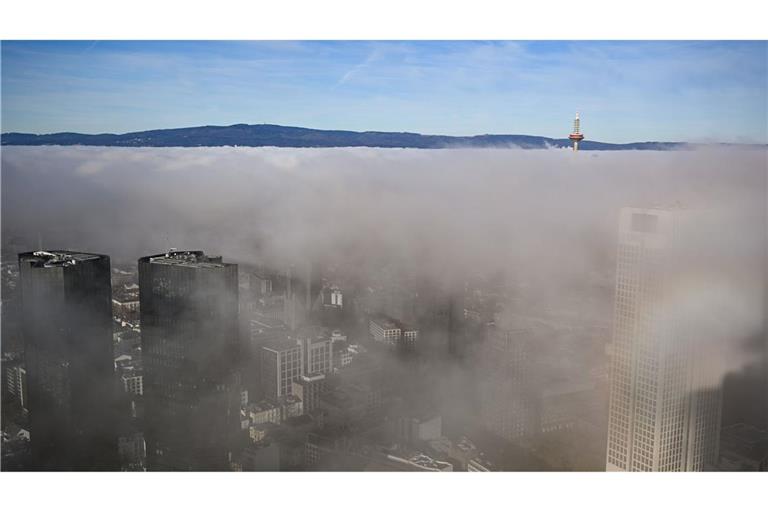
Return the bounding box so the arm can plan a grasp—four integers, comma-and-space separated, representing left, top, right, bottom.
568, 112, 584, 151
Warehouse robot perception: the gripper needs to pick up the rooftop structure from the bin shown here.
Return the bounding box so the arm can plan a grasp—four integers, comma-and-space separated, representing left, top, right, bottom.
24, 250, 102, 268
143, 250, 227, 268
468, 457, 494, 472
370, 314, 400, 331
385, 451, 453, 472
260, 334, 298, 352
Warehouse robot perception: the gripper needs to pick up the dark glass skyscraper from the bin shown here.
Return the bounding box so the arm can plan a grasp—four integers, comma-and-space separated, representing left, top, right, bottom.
139, 251, 241, 471
18, 250, 118, 470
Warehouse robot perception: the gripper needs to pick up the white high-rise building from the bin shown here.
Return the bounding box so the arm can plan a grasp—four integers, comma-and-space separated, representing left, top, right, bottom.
606, 207, 722, 472
330, 287, 343, 308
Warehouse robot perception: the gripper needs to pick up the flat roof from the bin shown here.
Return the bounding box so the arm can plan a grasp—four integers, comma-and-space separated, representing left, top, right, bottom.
261, 336, 300, 352
141, 250, 230, 269
292, 325, 331, 340
370, 315, 401, 330
371, 314, 417, 333
248, 400, 280, 413
250, 315, 287, 330
21, 250, 104, 268
298, 373, 326, 383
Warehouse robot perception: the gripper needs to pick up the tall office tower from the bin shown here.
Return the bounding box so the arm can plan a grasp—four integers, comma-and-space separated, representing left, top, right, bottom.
139, 250, 241, 471
283, 264, 303, 330
477, 327, 540, 442
606, 208, 723, 471
446, 289, 466, 357
18, 251, 118, 470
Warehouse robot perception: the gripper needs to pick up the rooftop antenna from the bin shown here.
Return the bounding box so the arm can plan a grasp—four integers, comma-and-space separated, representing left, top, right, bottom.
162, 233, 179, 255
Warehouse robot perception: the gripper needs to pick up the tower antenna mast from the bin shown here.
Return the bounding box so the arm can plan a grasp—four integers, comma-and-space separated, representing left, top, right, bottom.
568, 112, 585, 151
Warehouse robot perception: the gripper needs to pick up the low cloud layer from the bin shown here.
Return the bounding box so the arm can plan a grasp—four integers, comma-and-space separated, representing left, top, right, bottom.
2, 145, 766, 382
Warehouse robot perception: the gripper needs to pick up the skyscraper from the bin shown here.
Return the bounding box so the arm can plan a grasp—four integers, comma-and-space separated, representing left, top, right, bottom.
477, 327, 540, 442
18, 250, 118, 470
606, 208, 722, 471
139, 250, 241, 471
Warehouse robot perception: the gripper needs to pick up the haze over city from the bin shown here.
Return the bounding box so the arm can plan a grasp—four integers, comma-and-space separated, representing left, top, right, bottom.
1, 33, 767, 483
2, 142, 766, 472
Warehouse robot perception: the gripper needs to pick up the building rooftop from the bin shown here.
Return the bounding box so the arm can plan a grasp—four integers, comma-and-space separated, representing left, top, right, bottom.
279, 394, 302, 406
285, 324, 331, 341
261, 335, 300, 352
247, 400, 280, 413
297, 373, 326, 384
623, 204, 687, 213
384, 451, 453, 472
250, 315, 287, 330
408, 453, 452, 471
120, 368, 142, 379
21, 250, 103, 268
370, 314, 418, 334
142, 250, 228, 269
370, 314, 400, 330
469, 457, 494, 471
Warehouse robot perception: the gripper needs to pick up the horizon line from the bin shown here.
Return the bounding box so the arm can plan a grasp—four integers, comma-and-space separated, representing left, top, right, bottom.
3, 122, 766, 147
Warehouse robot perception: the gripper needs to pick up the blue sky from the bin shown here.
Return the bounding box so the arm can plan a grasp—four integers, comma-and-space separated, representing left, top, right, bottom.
1, 40, 766, 143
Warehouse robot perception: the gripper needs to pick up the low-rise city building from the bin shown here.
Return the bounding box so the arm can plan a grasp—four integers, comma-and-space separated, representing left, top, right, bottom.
121, 370, 144, 396
292, 374, 325, 414
369, 314, 419, 349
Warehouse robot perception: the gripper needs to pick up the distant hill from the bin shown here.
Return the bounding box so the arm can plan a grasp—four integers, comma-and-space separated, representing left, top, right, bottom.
0, 123, 700, 150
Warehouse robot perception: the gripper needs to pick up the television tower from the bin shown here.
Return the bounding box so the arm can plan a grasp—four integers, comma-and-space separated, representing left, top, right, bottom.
569, 112, 584, 151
